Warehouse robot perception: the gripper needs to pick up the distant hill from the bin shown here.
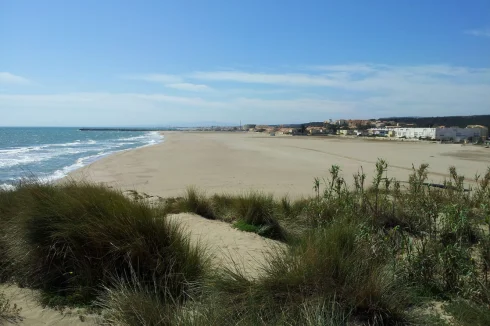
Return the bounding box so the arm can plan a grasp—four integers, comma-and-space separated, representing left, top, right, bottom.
379, 115, 490, 129
272, 122, 325, 128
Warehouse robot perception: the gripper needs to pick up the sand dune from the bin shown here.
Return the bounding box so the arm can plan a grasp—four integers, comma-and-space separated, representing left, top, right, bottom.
0, 284, 98, 325
168, 213, 284, 278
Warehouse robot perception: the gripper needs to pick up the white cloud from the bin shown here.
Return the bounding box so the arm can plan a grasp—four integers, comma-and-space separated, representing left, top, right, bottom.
165, 83, 212, 91
191, 71, 339, 87
0, 92, 350, 112
465, 27, 490, 37
0, 72, 30, 85
0, 92, 354, 126
233, 97, 354, 113
191, 65, 490, 95
310, 64, 378, 73
2, 63, 490, 126
123, 73, 183, 83
123, 74, 212, 92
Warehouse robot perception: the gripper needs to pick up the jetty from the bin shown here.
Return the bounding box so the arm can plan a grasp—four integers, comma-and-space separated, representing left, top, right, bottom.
79, 128, 170, 132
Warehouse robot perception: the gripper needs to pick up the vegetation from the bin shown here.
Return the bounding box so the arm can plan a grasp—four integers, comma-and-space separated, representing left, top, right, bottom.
180, 187, 216, 220
97, 277, 183, 326
1, 161, 490, 325
0, 181, 208, 307
208, 221, 414, 325
444, 300, 490, 326
232, 220, 261, 233
164, 188, 287, 241
0, 290, 23, 324
380, 114, 490, 130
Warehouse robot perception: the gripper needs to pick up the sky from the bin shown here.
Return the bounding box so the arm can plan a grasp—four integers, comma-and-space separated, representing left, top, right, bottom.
1, 0, 489, 127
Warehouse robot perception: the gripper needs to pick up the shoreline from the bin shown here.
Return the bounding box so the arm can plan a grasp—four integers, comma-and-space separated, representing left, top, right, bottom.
67, 131, 490, 199
54, 131, 165, 182
0, 131, 164, 190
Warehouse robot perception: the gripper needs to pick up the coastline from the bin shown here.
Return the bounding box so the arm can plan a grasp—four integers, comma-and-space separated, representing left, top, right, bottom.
52, 131, 165, 182
0, 130, 164, 190
4, 132, 490, 325
67, 131, 490, 199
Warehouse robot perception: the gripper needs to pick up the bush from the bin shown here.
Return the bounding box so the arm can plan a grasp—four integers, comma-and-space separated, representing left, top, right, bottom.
211, 220, 413, 325
232, 220, 260, 233
233, 192, 285, 240
1, 182, 209, 306
98, 277, 180, 326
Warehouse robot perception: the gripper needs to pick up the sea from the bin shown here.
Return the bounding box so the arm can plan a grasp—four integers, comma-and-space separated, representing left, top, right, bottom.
0, 127, 163, 189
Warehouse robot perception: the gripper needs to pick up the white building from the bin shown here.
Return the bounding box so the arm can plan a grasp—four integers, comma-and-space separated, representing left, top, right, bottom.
394, 127, 483, 142
369, 128, 390, 136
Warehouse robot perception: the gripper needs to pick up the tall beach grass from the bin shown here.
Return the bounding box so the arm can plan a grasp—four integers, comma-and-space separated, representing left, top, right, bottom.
0, 181, 209, 307
1, 161, 490, 325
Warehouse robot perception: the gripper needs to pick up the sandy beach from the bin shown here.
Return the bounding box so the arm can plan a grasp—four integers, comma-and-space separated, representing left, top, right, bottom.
7, 132, 488, 325
69, 132, 490, 199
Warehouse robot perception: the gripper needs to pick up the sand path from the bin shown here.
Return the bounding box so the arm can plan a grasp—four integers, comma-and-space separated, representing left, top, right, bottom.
0, 284, 98, 325
168, 213, 283, 278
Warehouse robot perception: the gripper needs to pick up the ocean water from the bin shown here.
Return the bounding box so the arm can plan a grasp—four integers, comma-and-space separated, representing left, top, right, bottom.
0, 127, 163, 189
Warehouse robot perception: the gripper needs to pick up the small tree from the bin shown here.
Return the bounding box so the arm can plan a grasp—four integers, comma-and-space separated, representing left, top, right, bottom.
300, 124, 307, 134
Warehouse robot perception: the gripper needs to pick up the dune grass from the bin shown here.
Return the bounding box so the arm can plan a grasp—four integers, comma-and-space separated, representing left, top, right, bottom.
163, 188, 288, 241
208, 220, 413, 325
0, 181, 209, 307
1, 162, 490, 324
97, 276, 186, 326
180, 187, 217, 220
232, 220, 261, 233
231, 192, 286, 240
444, 300, 490, 326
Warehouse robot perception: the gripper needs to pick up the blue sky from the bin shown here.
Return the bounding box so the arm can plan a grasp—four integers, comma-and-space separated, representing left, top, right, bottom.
1, 0, 489, 126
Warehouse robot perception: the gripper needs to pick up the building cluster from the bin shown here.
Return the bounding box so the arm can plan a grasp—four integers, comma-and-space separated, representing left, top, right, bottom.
327, 120, 488, 142
242, 119, 489, 143
370, 125, 489, 142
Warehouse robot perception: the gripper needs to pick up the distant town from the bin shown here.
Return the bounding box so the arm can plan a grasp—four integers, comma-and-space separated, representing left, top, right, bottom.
194, 115, 490, 144
79, 115, 490, 144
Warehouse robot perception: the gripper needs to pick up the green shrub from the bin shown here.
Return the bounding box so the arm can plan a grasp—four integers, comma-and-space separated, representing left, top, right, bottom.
1, 182, 209, 306
232, 192, 285, 240
233, 220, 260, 233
